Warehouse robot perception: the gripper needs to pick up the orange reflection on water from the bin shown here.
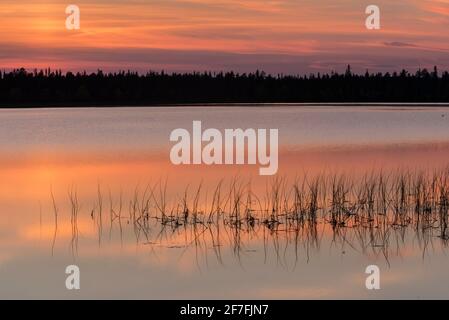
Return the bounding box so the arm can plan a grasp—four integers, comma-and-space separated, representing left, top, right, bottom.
0, 140, 449, 300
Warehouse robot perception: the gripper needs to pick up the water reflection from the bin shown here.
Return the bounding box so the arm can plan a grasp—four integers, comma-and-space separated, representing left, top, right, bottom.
2, 106, 449, 298
47, 167, 449, 270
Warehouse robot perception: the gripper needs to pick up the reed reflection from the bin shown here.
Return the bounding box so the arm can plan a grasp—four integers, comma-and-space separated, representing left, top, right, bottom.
47, 167, 449, 269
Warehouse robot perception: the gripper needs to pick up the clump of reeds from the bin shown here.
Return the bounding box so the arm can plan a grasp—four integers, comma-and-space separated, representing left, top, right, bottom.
46, 166, 449, 261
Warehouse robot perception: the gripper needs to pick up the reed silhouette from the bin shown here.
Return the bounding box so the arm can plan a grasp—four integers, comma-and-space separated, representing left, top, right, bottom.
46, 167, 449, 267
2, 66, 449, 106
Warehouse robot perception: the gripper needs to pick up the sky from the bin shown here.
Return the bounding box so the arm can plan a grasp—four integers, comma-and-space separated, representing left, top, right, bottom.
1, 0, 449, 74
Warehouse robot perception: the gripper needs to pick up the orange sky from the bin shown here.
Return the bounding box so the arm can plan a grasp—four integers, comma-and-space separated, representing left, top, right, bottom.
2, 0, 449, 73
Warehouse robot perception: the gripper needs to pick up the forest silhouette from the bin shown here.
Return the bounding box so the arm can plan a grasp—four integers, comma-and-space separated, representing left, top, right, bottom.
1, 66, 449, 106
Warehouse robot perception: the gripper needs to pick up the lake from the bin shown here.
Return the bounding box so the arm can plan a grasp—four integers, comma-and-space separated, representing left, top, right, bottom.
0, 105, 449, 299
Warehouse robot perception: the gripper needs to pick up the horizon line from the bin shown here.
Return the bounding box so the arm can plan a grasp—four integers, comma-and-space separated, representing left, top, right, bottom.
1, 65, 446, 77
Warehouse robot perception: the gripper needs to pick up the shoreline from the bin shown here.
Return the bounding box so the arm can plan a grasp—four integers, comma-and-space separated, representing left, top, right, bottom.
2, 102, 449, 109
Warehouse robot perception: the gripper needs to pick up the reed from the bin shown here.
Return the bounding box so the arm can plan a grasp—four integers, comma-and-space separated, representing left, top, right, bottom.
68, 185, 80, 256
50, 186, 58, 256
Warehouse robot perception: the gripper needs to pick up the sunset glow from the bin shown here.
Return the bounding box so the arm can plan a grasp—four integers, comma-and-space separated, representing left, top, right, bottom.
2, 0, 449, 73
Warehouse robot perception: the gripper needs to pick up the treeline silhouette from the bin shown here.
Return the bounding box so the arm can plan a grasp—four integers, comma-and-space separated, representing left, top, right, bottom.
1, 66, 449, 106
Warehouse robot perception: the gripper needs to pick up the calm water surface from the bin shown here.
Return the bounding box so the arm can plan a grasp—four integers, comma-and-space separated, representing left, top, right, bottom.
1, 105, 449, 299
